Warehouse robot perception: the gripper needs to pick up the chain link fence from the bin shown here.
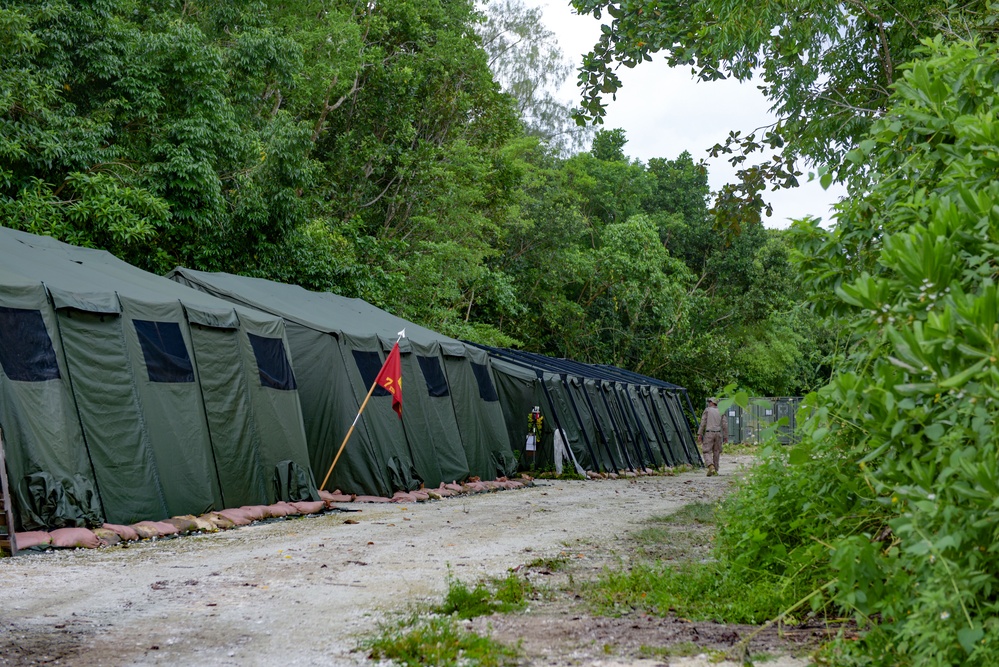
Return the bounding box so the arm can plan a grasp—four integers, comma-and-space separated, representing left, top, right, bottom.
724, 397, 803, 445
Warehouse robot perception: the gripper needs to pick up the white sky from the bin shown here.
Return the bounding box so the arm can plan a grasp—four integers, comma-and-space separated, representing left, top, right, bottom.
531, 0, 846, 229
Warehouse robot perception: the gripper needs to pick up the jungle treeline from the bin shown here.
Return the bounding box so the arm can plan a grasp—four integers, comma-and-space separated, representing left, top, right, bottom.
0, 0, 827, 403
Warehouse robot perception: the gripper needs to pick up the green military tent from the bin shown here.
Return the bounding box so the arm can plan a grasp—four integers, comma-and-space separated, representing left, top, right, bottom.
167, 269, 517, 497
0, 227, 317, 531
470, 344, 702, 473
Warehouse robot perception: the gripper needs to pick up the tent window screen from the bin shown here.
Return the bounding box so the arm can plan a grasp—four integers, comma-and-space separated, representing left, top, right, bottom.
351, 350, 390, 396
248, 333, 297, 390
0, 306, 60, 381
133, 320, 194, 383
417, 355, 450, 397
470, 362, 499, 402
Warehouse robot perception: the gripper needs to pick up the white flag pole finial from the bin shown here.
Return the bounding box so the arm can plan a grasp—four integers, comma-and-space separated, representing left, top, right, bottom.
397, 328, 406, 339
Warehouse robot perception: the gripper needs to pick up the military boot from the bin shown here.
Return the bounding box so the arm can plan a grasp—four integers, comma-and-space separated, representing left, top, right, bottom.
706, 464, 716, 477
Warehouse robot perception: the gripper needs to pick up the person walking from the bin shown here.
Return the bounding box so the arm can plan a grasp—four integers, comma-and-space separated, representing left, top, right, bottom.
697, 397, 727, 476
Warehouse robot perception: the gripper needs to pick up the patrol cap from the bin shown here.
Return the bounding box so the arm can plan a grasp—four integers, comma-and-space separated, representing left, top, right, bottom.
707, 397, 718, 405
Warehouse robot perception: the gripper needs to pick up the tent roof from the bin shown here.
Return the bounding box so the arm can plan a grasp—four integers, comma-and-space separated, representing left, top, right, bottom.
0, 228, 260, 323
169, 268, 467, 353
466, 342, 686, 391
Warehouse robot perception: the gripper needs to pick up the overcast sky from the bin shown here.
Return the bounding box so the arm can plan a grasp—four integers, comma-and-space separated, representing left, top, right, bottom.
530, 0, 847, 229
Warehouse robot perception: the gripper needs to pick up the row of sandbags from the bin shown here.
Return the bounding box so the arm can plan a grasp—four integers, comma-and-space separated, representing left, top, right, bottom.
11, 477, 533, 551
321, 477, 531, 504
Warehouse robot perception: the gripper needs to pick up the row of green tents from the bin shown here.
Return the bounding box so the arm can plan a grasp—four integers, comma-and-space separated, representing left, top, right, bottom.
0, 227, 700, 532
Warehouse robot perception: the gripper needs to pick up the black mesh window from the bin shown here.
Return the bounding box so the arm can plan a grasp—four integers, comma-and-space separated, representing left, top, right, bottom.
133, 320, 194, 383
417, 355, 450, 397
352, 350, 389, 396
0, 307, 60, 382
248, 333, 297, 390
470, 362, 498, 402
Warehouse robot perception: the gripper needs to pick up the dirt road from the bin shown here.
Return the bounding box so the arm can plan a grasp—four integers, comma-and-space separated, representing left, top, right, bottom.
0, 456, 808, 666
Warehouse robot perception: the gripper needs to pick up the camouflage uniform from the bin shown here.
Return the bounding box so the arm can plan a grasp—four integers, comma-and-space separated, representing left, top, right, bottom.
697, 399, 727, 475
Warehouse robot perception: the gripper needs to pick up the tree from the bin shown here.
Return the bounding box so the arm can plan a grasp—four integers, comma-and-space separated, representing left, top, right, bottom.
719, 39, 999, 665
568, 0, 995, 217
477, 0, 593, 154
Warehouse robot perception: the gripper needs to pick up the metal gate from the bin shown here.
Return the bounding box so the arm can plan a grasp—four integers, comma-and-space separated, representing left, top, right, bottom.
725, 397, 802, 445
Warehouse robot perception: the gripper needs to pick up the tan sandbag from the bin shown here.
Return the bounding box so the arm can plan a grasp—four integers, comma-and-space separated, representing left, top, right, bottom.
444, 483, 463, 493
325, 492, 354, 504
103, 523, 140, 541
188, 516, 218, 532
215, 509, 251, 527
92, 528, 121, 546
14, 531, 52, 549
354, 495, 392, 503
266, 502, 299, 517
392, 491, 418, 503
49, 527, 100, 549
131, 522, 161, 539
434, 486, 456, 498
411, 490, 430, 501
241, 505, 269, 521
291, 500, 325, 515
481, 481, 501, 491
164, 516, 199, 533
151, 521, 180, 537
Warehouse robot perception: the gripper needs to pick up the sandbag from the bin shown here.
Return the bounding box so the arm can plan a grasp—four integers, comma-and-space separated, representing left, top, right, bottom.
241, 506, 269, 521
321, 491, 354, 504
102, 523, 140, 541
215, 509, 251, 526
49, 527, 100, 549
290, 501, 325, 515
411, 490, 430, 502
188, 516, 218, 532
164, 516, 199, 533
266, 502, 299, 517
92, 528, 121, 546
203, 512, 237, 529
354, 495, 392, 503
150, 521, 180, 536
131, 522, 161, 539
14, 531, 52, 549
392, 492, 418, 503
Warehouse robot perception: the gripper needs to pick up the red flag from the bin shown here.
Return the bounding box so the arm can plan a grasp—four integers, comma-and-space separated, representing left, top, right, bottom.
374, 342, 403, 418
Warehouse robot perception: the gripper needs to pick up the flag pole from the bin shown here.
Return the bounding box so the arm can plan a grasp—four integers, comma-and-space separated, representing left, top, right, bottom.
320, 329, 405, 491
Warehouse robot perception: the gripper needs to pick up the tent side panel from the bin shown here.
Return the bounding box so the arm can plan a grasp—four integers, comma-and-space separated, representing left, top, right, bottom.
285, 324, 392, 497
57, 309, 168, 524
339, 335, 419, 492
188, 324, 268, 508
0, 288, 101, 530
239, 318, 318, 502
544, 376, 592, 471
443, 354, 515, 480
121, 302, 221, 516
405, 347, 469, 486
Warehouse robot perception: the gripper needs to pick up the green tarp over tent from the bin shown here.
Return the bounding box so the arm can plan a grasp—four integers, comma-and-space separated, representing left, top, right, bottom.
167, 269, 517, 496
0, 228, 317, 531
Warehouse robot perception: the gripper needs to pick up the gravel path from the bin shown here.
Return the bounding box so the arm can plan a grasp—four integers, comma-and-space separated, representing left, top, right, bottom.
0, 455, 808, 666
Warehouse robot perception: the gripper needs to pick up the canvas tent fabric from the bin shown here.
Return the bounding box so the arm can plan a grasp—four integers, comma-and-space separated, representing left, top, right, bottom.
167, 269, 517, 497
0, 227, 317, 532
468, 344, 702, 473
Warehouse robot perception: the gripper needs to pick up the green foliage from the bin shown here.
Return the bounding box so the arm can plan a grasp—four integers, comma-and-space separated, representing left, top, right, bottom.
0, 0, 822, 406
434, 573, 533, 619
477, 0, 592, 154
586, 561, 808, 626
717, 39, 999, 665
568, 0, 995, 223
364, 615, 520, 667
